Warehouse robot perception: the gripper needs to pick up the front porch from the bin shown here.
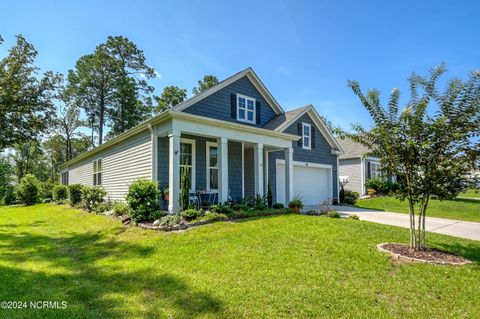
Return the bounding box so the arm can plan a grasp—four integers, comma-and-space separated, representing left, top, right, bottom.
150, 112, 299, 213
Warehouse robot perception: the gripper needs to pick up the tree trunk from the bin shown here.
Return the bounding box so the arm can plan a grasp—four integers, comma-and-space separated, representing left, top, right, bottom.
99, 98, 104, 145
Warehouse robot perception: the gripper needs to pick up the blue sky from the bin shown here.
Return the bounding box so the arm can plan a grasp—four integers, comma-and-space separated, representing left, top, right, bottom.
1, 0, 479, 130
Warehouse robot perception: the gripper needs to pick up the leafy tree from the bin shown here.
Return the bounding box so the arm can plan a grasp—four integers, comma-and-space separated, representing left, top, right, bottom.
103, 36, 155, 135
0, 155, 13, 200
67, 45, 118, 146
155, 86, 187, 113
344, 64, 479, 250
192, 75, 219, 95
17, 174, 40, 205
10, 141, 49, 182
0, 35, 60, 151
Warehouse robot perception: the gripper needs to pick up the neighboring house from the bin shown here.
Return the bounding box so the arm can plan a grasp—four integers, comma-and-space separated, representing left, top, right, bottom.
60, 68, 343, 212
337, 137, 385, 195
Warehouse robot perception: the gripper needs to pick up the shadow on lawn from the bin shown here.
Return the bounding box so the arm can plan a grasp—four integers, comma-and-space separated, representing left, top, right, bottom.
432, 240, 480, 263
0, 229, 230, 318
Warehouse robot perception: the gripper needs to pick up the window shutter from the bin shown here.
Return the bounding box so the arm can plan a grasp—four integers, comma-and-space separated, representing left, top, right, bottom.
311, 126, 316, 149
231, 94, 237, 119
256, 101, 261, 125
367, 161, 371, 179
297, 123, 302, 147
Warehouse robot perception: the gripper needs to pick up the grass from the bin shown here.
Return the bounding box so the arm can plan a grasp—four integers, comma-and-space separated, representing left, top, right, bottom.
356, 196, 480, 222
0, 204, 479, 318
459, 188, 480, 198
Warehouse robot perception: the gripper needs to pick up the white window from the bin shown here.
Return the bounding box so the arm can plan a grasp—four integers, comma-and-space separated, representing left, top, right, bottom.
206, 142, 218, 191
370, 162, 381, 179
93, 158, 102, 186
180, 139, 196, 191
237, 94, 256, 124
302, 123, 311, 149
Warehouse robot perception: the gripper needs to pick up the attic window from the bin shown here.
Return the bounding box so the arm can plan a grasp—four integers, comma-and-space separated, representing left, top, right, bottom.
302, 123, 311, 150
237, 94, 256, 124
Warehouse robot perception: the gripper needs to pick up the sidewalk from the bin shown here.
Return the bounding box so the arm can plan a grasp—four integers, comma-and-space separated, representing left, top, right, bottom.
335, 206, 480, 241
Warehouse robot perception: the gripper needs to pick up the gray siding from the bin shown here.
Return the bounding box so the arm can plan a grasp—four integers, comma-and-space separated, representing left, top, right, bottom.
339, 158, 363, 194
244, 148, 255, 198
183, 76, 277, 128
228, 141, 243, 201
68, 130, 152, 202
268, 113, 339, 203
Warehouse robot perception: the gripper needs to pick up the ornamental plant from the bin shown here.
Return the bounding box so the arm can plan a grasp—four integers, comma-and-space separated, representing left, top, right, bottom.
126, 179, 160, 221
17, 174, 40, 205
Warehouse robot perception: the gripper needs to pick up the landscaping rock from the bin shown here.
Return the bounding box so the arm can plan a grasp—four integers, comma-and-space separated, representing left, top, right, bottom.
377, 243, 472, 265
121, 216, 132, 225
153, 219, 160, 226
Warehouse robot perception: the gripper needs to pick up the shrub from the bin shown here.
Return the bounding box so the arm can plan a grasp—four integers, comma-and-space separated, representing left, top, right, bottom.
340, 185, 345, 203
2, 186, 16, 206
68, 184, 83, 206
343, 190, 358, 205
202, 211, 228, 221
365, 177, 399, 195
326, 211, 341, 218
367, 188, 377, 196
94, 202, 112, 214
210, 203, 234, 217
17, 174, 40, 205
267, 184, 273, 208
126, 179, 160, 222
159, 214, 182, 227
40, 180, 55, 200
179, 167, 190, 211
348, 214, 360, 220
232, 203, 249, 211
180, 209, 200, 222
53, 185, 68, 203
254, 194, 267, 211
113, 201, 130, 216
82, 186, 107, 212
272, 203, 284, 209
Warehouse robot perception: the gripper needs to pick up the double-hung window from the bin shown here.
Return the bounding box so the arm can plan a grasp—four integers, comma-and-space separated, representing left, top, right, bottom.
206, 142, 218, 191
237, 94, 256, 124
370, 162, 381, 179
93, 159, 102, 186
180, 139, 195, 191
302, 123, 311, 149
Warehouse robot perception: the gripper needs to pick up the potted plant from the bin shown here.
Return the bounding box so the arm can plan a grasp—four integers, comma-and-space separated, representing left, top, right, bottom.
162, 187, 169, 201
288, 195, 303, 213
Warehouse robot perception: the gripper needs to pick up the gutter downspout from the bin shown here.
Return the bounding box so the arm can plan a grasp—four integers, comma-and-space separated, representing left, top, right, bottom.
148, 124, 158, 182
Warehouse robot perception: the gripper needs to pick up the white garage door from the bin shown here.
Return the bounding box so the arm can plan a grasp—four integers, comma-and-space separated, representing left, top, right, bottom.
276, 161, 331, 206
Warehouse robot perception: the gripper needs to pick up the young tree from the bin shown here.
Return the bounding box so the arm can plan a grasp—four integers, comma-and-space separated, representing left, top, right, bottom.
67, 46, 118, 146
155, 86, 187, 113
0, 155, 13, 200
103, 36, 155, 135
192, 75, 219, 95
344, 65, 479, 250
0, 35, 60, 151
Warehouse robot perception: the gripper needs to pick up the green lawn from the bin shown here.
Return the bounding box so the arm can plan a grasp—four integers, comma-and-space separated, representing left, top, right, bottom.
459, 188, 480, 198
0, 204, 479, 318
355, 196, 480, 222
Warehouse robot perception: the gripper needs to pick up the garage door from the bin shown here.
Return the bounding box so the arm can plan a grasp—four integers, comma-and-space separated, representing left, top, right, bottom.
276, 162, 331, 206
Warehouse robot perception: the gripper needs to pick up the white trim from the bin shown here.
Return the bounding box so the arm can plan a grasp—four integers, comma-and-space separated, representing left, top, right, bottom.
275, 105, 343, 152
206, 141, 218, 192
275, 159, 334, 204
336, 156, 340, 202
241, 142, 245, 198
360, 156, 365, 195
236, 93, 256, 124
180, 138, 196, 192
301, 122, 312, 150
173, 67, 284, 115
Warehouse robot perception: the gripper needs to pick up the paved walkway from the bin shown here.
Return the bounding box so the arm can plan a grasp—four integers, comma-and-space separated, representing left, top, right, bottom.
333, 206, 480, 241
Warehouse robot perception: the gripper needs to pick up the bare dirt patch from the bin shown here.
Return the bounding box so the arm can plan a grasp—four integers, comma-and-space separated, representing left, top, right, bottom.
378, 243, 472, 265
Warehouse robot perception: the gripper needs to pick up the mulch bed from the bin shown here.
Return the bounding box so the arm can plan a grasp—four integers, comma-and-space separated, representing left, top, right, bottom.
377, 243, 472, 265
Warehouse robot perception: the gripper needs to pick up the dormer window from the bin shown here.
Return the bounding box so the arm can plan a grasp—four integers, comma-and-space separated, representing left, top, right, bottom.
302, 123, 311, 149
237, 94, 256, 124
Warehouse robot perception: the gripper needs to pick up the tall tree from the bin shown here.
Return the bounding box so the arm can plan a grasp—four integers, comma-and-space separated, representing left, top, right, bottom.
344, 65, 479, 251
10, 141, 49, 182
155, 86, 187, 113
67, 46, 118, 146
103, 36, 155, 135
0, 155, 13, 199
192, 75, 219, 95
0, 35, 60, 151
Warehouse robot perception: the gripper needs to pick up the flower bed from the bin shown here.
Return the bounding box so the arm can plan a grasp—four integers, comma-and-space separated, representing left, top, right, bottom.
377, 243, 472, 265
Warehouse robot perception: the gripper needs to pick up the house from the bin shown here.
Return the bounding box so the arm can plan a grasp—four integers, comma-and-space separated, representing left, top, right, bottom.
60, 68, 343, 212
337, 137, 387, 195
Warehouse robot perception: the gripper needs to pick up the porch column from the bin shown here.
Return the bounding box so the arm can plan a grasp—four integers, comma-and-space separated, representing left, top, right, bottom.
148, 124, 158, 182
217, 137, 229, 203
253, 143, 264, 196
284, 147, 293, 206
168, 131, 181, 213
263, 148, 269, 194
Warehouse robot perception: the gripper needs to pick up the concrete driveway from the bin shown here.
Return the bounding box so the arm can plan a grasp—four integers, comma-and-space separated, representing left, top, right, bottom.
333, 206, 480, 241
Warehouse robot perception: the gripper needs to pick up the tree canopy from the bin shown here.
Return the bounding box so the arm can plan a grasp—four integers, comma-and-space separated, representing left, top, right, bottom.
192, 75, 219, 95
155, 85, 187, 113
344, 64, 480, 250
